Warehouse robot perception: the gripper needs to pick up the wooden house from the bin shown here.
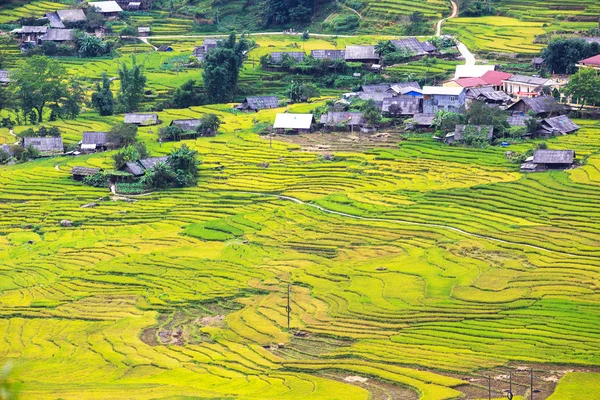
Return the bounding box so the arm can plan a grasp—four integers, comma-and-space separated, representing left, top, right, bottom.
537, 115, 580, 137
310, 49, 346, 60
273, 113, 314, 134
531, 57, 544, 70
344, 46, 378, 63
157, 45, 173, 52
170, 119, 202, 132
70, 166, 102, 181
124, 113, 159, 125
521, 149, 575, 172
88, 1, 123, 18
390, 37, 435, 57
45, 9, 86, 29
12, 26, 48, 45
39, 29, 76, 44
407, 113, 435, 130
138, 27, 150, 36
23, 137, 63, 154
387, 82, 422, 97
115, 0, 152, 10
506, 96, 567, 118
81, 131, 109, 151
0, 70, 10, 85
445, 125, 493, 144
237, 96, 279, 112
193, 39, 219, 61
270, 52, 305, 63
466, 87, 512, 106
319, 112, 365, 131
121, 156, 168, 176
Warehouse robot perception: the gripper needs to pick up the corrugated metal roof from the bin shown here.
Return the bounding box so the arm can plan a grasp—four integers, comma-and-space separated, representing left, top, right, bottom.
82, 131, 108, 145
345, 45, 378, 61
139, 156, 168, 170
124, 113, 159, 125
507, 96, 566, 115
273, 113, 314, 129
505, 74, 550, 86
320, 112, 364, 126
270, 52, 305, 63
533, 150, 574, 164
240, 96, 279, 110
124, 161, 144, 176
423, 86, 465, 96
311, 49, 346, 60
382, 97, 420, 114
56, 9, 87, 22
539, 115, 579, 134
480, 70, 513, 86
170, 119, 202, 131
46, 12, 65, 28
454, 65, 496, 79
23, 137, 63, 152
70, 166, 101, 176
390, 37, 434, 56
40, 29, 75, 42
89, 1, 123, 13
0, 70, 10, 84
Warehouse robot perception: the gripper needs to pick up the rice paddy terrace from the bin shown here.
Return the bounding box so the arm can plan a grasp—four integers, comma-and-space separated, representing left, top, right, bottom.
1, 102, 600, 399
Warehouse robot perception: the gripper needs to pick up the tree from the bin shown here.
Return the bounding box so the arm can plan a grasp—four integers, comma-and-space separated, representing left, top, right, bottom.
168, 144, 199, 176
466, 101, 509, 137
541, 39, 600, 74
92, 73, 115, 116
11, 56, 68, 123
141, 161, 177, 189
117, 57, 147, 112
159, 125, 184, 141
375, 40, 396, 59
563, 68, 600, 109
61, 79, 85, 120
107, 123, 138, 147
361, 99, 382, 127
198, 113, 221, 136
287, 81, 319, 103
202, 33, 248, 104
405, 11, 428, 36
433, 110, 464, 131
85, 6, 105, 30
77, 33, 106, 57
112, 142, 147, 169
0, 84, 13, 117
171, 80, 205, 108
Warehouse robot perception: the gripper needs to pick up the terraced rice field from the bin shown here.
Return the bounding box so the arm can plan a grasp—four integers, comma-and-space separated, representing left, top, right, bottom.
1, 97, 600, 399
495, 0, 600, 24
363, 0, 449, 19
0, 0, 67, 24
443, 16, 545, 55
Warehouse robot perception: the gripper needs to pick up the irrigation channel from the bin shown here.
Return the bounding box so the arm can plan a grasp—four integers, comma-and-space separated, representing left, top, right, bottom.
240, 191, 600, 260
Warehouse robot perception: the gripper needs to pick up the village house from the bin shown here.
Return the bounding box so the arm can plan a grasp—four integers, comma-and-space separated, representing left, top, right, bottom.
576, 54, 600, 70
170, 119, 202, 133
273, 113, 314, 134
46, 9, 87, 29
521, 149, 575, 172
387, 81, 421, 96
531, 57, 544, 70
157, 45, 173, 52
237, 96, 279, 112
39, 29, 76, 44
445, 70, 513, 91
0, 70, 10, 85
12, 26, 48, 45
138, 27, 150, 37
124, 113, 160, 125
70, 166, 102, 181
344, 45, 379, 63
507, 115, 532, 128
319, 112, 365, 131
193, 38, 218, 61
23, 137, 64, 155
88, 1, 123, 18
422, 86, 466, 113
310, 49, 346, 60
121, 156, 168, 176
81, 131, 109, 152
382, 97, 421, 117
445, 125, 493, 145
114, 0, 152, 10
480, 70, 513, 91
407, 113, 436, 130
390, 37, 436, 57
537, 115, 580, 137
361, 83, 392, 93
269, 52, 305, 63
506, 96, 567, 118
465, 87, 512, 106
454, 65, 496, 79
502, 75, 551, 98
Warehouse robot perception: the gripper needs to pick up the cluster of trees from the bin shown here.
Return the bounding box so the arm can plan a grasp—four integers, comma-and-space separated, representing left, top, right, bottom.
287, 81, 320, 103
261, 53, 356, 76
457, 0, 494, 17
541, 39, 600, 74
142, 145, 199, 189
404, 11, 430, 36
0, 56, 84, 124
261, 0, 316, 26
564, 68, 600, 108
16, 126, 61, 140
159, 114, 221, 141
202, 34, 249, 103
91, 57, 147, 115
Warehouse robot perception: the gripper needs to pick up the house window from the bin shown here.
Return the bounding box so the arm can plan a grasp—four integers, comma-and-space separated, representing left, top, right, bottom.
450, 96, 456, 102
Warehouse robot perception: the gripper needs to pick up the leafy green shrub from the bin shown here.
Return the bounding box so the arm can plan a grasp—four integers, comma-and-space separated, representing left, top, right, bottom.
116, 182, 145, 194
83, 172, 108, 188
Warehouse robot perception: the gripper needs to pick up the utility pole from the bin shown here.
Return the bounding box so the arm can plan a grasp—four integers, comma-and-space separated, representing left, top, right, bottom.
530, 369, 534, 400
488, 376, 491, 400
286, 283, 291, 330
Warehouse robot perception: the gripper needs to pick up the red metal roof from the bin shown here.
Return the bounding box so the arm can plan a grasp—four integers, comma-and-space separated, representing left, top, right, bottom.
579, 54, 600, 66
452, 77, 488, 88
481, 70, 513, 86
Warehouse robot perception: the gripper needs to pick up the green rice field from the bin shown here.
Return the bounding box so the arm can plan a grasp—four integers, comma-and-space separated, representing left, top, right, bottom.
1, 100, 600, 398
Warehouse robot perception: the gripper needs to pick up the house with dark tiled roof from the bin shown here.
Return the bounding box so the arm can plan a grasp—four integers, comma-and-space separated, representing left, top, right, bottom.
121, 156, 168, 176
537, 115, 579, 137
506, 96, 568, 117
237, 96, 279, 112
521, 149, 575, 172
390, 37, 436, 57
345, 46, 378, 63
311, 49, 346, 60
502, 75, 552, 98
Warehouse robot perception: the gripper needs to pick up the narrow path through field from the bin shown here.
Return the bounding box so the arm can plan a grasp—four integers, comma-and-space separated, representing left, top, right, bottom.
435, 0, 457, 36
243, 191, 598, 259
435, 0, 475, 65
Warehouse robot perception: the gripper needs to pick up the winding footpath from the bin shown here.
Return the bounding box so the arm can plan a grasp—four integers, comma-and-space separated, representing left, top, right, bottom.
244, 191, 598, 259
436, 0, 475, 65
